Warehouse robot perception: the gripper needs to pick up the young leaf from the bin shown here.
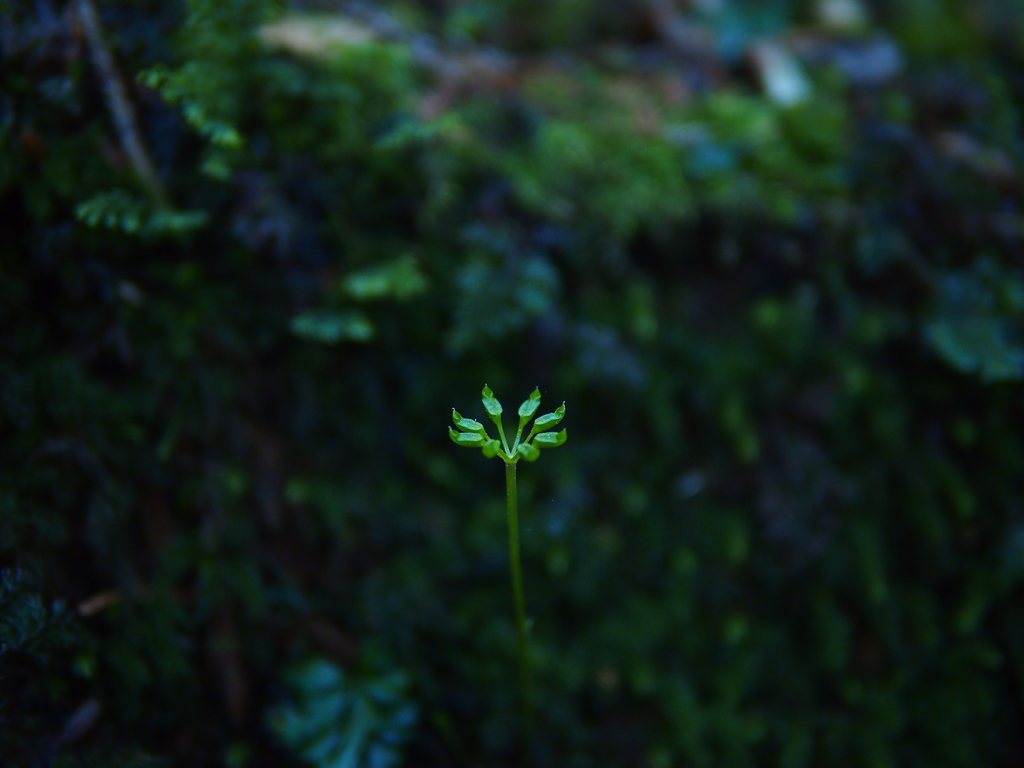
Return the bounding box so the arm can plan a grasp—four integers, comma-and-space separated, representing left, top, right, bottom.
517, 442, 541, 462
481, 385, 503, 417
532, 429, 567, 447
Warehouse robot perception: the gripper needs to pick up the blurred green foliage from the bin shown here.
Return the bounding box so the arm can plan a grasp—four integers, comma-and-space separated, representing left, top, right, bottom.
269, 650, 417, 768
2, 0, 1024, 766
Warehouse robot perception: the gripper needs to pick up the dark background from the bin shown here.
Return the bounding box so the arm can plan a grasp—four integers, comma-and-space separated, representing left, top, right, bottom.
3, 0, 1024, 766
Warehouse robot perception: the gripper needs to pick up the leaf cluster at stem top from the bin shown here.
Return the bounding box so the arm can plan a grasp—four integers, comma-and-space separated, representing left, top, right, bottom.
450, 385, 567, 462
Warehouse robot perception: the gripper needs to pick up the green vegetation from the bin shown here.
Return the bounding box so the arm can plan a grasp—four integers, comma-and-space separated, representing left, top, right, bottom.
2, 0, 1024, 766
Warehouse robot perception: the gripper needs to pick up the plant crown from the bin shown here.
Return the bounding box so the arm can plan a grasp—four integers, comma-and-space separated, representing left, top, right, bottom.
450, 386, 566, 463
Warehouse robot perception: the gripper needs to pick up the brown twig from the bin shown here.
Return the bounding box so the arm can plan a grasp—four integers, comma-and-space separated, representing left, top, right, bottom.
73, 0, 168, 207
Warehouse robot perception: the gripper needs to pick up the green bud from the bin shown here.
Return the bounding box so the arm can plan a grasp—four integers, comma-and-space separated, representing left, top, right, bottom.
533, 429, 567, 447
518, 388, 542, 420
517, 442, 540, 461
455, 415, 488, 434
528, 402, 565, 439
450, 385, 566, 465
450, 427, 485, 446
481, 384, 503, 417
534, 403, 565, 428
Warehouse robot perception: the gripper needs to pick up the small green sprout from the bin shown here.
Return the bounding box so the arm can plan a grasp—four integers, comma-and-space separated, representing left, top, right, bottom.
448, 385, 567, 749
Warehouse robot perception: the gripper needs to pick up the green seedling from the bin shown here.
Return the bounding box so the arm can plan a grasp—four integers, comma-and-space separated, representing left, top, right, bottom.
449, 385, 567, 744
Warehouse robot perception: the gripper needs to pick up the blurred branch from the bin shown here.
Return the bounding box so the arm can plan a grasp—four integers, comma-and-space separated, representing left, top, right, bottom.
647, 0, 714, 58
73, 0, 168, 208
335, 0, 513, 81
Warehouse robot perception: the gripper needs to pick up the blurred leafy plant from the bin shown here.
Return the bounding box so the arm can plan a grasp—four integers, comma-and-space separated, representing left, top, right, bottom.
291, 255, 429, 344
0, 569, 77, 765
269, 653, 418, 768
0, 569, 75, 668
925, 258, 1024, 381
446, 235, 561, 355
76, 189, 209, 238
291, 310, 375, 344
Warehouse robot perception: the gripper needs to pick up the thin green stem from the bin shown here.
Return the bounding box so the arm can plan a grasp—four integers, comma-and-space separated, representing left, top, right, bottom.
495, 418, 511, 456
505, 460, 533, 747
514, 419, 526, 450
